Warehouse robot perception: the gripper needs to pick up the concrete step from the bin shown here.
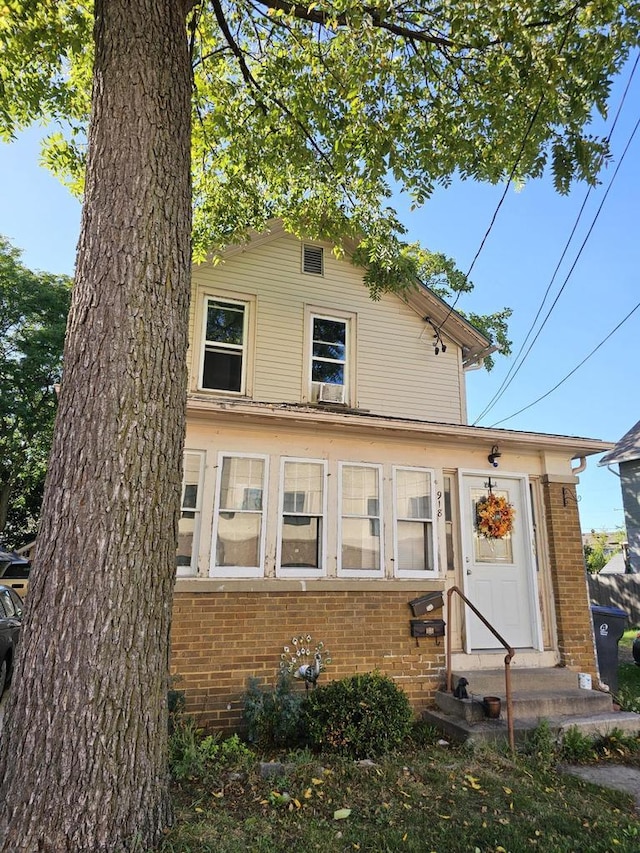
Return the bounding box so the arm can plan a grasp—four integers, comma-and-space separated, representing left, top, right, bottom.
435, 687, 613, 723
451, 666, 584, 695
423, 707, 640, 746
427, 665, 640, 746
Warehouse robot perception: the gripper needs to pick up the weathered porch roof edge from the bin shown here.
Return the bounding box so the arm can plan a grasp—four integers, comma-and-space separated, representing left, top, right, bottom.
187, 396, 613, 460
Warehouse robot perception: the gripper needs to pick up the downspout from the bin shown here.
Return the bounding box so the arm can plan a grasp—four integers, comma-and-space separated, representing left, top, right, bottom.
571, 457, 587, 476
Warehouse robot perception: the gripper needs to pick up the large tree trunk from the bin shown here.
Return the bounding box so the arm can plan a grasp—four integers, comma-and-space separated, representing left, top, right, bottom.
0, 1, 192, 850
0, 477, 11, 537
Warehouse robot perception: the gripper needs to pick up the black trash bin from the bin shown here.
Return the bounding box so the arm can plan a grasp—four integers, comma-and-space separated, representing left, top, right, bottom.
591, 604, 627, 694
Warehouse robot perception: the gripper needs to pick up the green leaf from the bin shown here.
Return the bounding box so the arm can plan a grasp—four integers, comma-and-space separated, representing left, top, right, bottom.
333, 808, 352, 820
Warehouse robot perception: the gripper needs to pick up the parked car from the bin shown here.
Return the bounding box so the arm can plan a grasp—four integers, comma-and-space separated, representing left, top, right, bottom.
0, 585, 23, 698
0, 546, 31, 595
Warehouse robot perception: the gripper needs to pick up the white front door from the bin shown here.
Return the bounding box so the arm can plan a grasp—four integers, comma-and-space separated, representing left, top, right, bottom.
460, 473, 540, 651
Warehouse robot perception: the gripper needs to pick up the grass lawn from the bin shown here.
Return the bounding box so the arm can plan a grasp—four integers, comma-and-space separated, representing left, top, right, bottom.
158, 731, 640, 852
156, 656, 640, 853
618, 629, 640, 712
619, 630, 639, 654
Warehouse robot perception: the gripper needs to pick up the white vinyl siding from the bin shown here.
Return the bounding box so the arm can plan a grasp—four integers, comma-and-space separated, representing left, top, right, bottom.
210, 453, 268, 578
189, 231, 464, 422
393, 466, 438, 578
337, 463, 384, 578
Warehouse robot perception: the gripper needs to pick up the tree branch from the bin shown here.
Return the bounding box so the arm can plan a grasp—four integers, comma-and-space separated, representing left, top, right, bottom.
209, 0, 344, 181
260, 0, 460, 48
211, 0, 264, 93
256, 0, 589, 52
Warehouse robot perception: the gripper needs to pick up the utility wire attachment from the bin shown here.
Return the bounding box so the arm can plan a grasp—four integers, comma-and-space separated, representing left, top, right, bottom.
424, 317, 447, 355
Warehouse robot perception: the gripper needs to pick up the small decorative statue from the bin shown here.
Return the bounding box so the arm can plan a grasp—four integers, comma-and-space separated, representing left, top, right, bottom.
295, 652, 322, 690
453, 677, 469, 699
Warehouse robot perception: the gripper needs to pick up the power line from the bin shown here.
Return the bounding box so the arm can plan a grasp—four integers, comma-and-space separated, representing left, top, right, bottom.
473, 110, 640, 425
435, 12, 579, 333
474, 54, 639, 425
489, 300, 640, 428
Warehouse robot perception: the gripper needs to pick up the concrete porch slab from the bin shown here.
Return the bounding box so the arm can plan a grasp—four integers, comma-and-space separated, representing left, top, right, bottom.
422, 707, 640, 746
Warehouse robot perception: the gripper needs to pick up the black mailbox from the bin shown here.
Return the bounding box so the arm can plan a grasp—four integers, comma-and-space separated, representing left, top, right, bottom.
408, 592, 444, 617
410, 618, 446, 639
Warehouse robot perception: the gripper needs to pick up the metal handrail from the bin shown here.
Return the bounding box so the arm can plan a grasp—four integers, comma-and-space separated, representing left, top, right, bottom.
446, 585, 516, 752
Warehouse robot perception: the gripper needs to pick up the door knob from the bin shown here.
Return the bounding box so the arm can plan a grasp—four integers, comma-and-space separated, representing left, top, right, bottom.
466, 569, 472, 575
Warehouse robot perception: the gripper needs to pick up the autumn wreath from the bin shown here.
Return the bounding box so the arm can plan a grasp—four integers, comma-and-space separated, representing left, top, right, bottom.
476, 493, 515, 539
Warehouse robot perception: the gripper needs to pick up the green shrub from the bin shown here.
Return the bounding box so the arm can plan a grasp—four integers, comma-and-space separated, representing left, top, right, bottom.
301, 672, 413, 758
169, 718, 254, 780
218, 733, 254, 765
561, 726, 596, 762
521, 719, 558, 768
168, 687, 186, 734
169, 716, 221, 780
243, 673, 305, 749
595, 727, 640, 758
409, 719, 442, 748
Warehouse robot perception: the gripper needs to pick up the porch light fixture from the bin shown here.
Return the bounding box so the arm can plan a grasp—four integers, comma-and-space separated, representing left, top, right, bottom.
488, 445, 501, 468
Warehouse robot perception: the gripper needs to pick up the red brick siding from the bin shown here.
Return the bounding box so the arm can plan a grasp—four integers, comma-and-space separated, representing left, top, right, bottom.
171, 590, 445, 733
542, 479, 597, 677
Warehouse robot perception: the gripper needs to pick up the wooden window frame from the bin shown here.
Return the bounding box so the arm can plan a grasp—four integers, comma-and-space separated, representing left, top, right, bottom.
276, 457, 328, 579
303, 305, 356, 406
392, 465, 439, 579
198, 295, 250, 395
177, 450, 205, 577
337, 462, 384, 578
210, 452, 269, 578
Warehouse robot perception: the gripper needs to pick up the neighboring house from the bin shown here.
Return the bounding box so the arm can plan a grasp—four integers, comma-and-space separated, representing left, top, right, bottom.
599, 419, 640, 574
598, 548, 629, 575
171, 222, 612, 731
582, 530, 628, 574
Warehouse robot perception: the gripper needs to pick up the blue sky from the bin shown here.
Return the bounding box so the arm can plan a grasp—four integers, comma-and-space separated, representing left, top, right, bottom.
1, 65, 638, 535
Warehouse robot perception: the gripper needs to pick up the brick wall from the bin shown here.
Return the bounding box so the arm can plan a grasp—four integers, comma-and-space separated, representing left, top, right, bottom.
542, 477, 597, 677
170, 589, 446, 733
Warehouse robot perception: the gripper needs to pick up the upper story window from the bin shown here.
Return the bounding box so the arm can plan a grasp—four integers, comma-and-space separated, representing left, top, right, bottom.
211, 453, 267, 578
177, 450, 205, 577
338, 463, 384, 577
201, 298, 247, 393
310, 315, 348, 404
393, 466, 437, 578
277, 458, 327, 577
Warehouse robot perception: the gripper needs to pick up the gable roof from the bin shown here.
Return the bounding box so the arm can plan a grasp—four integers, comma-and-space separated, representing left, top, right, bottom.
401, 281, 494, 369
598, 419, 640, 466
219, 220, 494, 369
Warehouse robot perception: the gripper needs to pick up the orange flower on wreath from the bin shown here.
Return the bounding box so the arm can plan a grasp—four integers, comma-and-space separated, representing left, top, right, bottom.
476, 493, 515, 539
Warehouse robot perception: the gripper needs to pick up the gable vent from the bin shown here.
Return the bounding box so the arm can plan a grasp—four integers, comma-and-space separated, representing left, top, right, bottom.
303, 245, 324, 275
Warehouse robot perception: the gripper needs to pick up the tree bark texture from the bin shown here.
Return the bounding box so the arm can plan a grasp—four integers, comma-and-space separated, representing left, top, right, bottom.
0, 479, 11, 536
0, 1, 192, 850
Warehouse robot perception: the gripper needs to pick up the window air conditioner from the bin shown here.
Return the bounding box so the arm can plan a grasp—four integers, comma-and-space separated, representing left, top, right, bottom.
318, 382, 345, 404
